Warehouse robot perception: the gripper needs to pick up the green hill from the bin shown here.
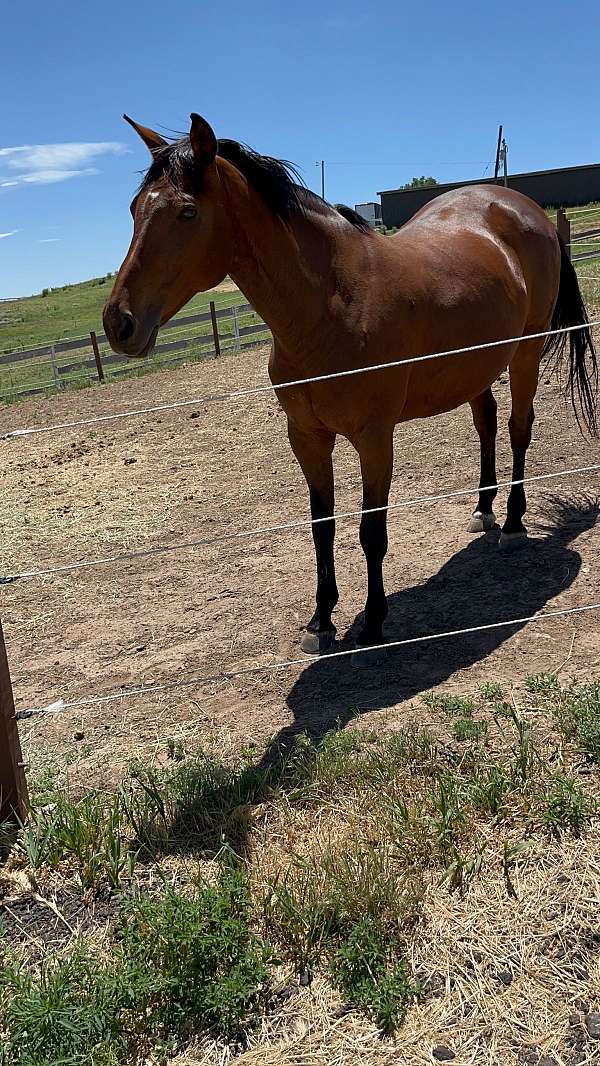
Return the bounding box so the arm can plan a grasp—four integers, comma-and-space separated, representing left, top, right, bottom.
0, 275, 243, 353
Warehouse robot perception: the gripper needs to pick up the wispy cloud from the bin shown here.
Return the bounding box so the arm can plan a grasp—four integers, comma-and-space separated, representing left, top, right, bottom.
0, 230, 18, 239
0, 142, 127, 189
38, 237, 61, 243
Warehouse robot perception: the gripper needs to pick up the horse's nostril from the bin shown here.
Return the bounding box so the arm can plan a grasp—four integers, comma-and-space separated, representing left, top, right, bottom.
117, 309, 136, 343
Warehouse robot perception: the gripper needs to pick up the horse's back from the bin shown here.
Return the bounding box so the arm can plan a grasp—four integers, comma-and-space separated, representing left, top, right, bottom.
403, 184, 555, 241
393, 184, 560, 328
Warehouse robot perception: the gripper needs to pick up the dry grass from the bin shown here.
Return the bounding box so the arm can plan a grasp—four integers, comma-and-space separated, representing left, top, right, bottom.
172, 833, 600, 1066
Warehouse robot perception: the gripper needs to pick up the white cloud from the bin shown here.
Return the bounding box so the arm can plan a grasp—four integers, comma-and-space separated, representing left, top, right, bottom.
22, 166, 99, 185
0, 142, 127, 189
0, 230, 18, 239
38, 237, 61, 243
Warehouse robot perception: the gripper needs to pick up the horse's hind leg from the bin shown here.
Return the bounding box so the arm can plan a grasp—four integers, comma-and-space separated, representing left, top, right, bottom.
500, 337, 543, 550
468, 387, 498, 532
355, 429, 394, 646
287, 421, 339, 653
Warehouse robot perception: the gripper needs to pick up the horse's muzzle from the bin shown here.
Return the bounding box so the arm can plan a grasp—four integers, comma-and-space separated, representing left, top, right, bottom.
103, 302, 158, 359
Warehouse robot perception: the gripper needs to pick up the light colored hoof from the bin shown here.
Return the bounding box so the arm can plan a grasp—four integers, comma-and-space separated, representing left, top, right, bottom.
300, 629, 335, 655
468, 510, 496, 533
498, 531, 528, 551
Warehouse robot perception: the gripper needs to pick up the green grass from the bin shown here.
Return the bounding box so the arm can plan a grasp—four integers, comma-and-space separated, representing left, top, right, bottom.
0, 869, 271, 1066
2, 681, 599, 1057
0, 275, 245, 353
0, 271, 272, 406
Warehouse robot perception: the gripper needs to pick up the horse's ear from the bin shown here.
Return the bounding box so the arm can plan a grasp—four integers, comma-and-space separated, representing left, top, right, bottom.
123, 115, 167, 155
189, 113, 217, 166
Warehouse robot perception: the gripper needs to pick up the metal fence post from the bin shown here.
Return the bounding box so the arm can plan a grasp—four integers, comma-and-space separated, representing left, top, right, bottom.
232, 305, 241, 351
49, 344, 62, 391
0, 620, 28, 824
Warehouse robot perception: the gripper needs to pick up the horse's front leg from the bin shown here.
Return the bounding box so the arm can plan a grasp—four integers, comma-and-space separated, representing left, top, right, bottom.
355, 429, 394, 646
288, 420, 338, 654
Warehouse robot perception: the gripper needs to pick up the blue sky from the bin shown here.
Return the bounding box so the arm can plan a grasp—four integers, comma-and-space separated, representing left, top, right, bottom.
1, 1, 599, 298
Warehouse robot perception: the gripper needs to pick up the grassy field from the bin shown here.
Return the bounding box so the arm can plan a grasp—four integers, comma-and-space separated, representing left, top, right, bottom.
0, 276, 269, 404
2, 675, 599, 1065
0, 275, 247, 354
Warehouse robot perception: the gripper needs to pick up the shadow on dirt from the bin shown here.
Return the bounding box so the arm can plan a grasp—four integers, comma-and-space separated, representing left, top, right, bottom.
147, 495, 598, 860
267, 494, 599, 758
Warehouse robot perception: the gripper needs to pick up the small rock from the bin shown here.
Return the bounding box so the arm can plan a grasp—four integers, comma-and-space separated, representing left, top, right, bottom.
299, 966, 311, 987
497, 970, 513, 986
433, 1047, 455, 1062
190, 411, 201, 419
73, 731, 85, 742
124, 457, 137, 465
585, 1012, 600, 1039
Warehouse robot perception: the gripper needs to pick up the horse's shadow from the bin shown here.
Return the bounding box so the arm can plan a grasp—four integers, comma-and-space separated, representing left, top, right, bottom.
265, 494, 598, 760
165, 496, 597, 857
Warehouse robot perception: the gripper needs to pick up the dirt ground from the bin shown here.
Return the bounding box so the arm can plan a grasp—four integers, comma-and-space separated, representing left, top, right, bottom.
1, 341, 600, 784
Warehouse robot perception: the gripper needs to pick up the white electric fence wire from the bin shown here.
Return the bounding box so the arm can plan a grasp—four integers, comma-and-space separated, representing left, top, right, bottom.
3, 319, 600, 443
15, 601, 600, 721
3, 462, 600, 587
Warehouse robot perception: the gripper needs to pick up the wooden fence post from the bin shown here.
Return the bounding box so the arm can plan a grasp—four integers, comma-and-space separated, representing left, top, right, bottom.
0, 620, 28, 824
209, 301, 221, 358
557, 208, 571, 259
90, 331, 105, 383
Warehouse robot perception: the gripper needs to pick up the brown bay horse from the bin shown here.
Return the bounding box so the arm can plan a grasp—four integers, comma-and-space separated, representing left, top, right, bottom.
104, 113, 598, 654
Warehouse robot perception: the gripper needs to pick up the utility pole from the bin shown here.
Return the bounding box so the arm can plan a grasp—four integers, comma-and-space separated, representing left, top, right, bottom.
501, 137, 508, 186
494, 125, 503, 183
320, 160, 325, 199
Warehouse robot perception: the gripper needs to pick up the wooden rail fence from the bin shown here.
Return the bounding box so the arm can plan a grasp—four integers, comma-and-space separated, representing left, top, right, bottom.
0, 299, 270, 403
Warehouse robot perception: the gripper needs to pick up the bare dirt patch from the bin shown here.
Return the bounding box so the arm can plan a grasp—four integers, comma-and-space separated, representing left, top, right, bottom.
1, 342, 600, 785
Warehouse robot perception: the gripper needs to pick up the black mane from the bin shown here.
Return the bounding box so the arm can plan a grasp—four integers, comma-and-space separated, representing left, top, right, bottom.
140, 136, 371, 232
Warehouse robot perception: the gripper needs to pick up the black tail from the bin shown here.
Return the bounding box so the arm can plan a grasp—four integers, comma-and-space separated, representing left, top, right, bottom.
542, 234, 598, 436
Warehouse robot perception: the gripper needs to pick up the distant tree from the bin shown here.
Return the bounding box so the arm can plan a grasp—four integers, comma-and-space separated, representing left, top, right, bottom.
400, 176, 439, 189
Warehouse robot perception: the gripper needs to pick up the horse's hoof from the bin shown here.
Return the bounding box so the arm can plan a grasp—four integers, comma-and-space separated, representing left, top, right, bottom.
300, 629, 335, 655
468, 510, 496, 533
498, 530, 528, 551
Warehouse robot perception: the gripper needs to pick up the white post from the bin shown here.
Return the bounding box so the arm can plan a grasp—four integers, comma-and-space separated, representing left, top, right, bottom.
232, 305, 241, 351
49, 345, 62, 391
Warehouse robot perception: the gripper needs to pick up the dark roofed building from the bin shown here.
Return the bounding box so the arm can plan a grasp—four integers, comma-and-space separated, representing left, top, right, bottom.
378, 162, 600, 229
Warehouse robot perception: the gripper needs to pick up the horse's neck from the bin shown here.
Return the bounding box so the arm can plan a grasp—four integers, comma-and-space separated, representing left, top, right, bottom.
223, 169, 359, 360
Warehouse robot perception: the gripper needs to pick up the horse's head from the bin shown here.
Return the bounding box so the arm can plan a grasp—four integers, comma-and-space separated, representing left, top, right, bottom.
103, 113, 233, 357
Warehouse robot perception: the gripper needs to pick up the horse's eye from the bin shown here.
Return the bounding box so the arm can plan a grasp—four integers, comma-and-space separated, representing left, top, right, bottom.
179, 205, 197, 220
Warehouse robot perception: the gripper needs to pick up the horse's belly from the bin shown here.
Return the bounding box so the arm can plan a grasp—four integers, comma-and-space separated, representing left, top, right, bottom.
400, 350, 513, 421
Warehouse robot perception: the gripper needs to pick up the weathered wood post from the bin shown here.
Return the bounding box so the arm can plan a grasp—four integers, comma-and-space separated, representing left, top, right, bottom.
0, 620, 28, 824
209, 300, 221, 358
557, 208, 571, 260
90, 331, 105, 383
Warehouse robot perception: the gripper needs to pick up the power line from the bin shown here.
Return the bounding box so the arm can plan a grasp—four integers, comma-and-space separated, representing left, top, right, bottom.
3, 318, 599, 443
15, 601, 600, 721
3, 462, 599, 587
